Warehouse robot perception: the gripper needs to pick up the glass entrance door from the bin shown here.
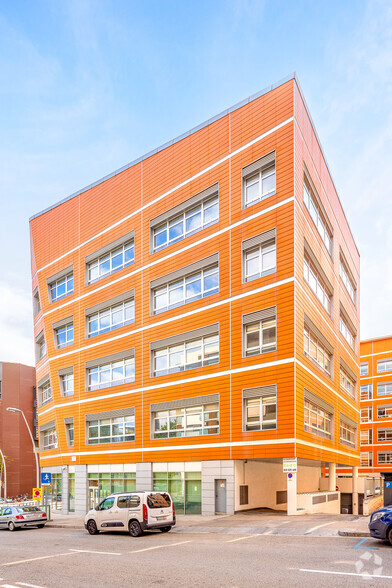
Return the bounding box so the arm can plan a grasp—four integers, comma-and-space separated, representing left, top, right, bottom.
89, 486, 99, 510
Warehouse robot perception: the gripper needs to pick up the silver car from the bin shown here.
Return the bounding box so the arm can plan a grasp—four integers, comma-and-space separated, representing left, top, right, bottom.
0, 505, 47, 531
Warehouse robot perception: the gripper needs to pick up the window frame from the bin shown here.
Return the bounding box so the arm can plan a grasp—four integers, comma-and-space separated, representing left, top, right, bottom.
377, 405, 392, 420
243, 163, 276, 208
303, 326, 332, 377
303, 255, 332, 315
304, 397, 333, 439
339, 257, 356, 304
340, 315, 355, 350
49, 273, 74, 303
360, 362, 369, 376
243, 240, 276, 283
340, 368, 355, 399
152, 334, 219, 378
360, 407, 372, 423
377, 358, 392, 374
303, 177, 333, 256
243, 392, 277, 432
152, 402, 219, 439
87, 356, 135, 392
42, 427, 58, 451
244, 316, 277, 357
377, 382, 392, 397
339, 419, 357, 448
87, 415, 135, 444
60, 372, 74, 397
360, 452, 373, 467
87, 299, 135, 338
360, 384, 372, 401
54, 322, 74, 349
86, 240, 135, 285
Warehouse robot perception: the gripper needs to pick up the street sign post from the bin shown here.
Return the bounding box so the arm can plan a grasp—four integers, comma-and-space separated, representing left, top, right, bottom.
33, 488, 43, 501
283, 458, 297, 473
41, 472, 52, 486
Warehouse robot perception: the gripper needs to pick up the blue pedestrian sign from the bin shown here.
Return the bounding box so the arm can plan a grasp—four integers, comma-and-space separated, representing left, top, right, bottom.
41, 472, 52, 486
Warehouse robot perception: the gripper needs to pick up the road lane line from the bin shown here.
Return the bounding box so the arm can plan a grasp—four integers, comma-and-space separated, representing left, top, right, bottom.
1, 552, 77, 567
300, 568, 392, 579
225, 534, 260, 543
1, 584, 19, 587
69, 549, 121, 556
130, 540, 192, 554
304, 522, 336, 534
16, 583, 47, 588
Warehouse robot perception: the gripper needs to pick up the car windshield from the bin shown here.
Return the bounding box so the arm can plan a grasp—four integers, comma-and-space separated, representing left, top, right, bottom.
17, 507, 40, 513
146, 493, 171, 508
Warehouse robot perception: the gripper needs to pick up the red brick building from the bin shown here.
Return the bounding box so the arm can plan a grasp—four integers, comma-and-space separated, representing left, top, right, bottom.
0, 362, 37, 498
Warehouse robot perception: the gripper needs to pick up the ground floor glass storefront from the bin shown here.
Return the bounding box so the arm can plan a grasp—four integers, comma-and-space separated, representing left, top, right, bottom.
152, 466, 202, 514
46, 472, 62, 510
87, 465, 137, 509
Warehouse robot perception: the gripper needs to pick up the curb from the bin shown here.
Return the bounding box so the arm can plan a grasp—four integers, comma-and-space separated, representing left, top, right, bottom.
46, 523, 84, 529
338, 530, 370, 537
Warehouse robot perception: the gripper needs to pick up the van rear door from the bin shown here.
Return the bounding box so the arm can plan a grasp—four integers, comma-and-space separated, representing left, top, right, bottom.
146, 493, 173, 525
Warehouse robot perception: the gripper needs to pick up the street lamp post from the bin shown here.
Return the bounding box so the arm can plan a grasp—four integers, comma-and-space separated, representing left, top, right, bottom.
6, 407, 39, 489
0, 448, 6, 500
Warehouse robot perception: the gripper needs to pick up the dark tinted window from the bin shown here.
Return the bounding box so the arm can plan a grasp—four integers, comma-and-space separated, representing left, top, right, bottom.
117, 495, 140, 509
147, 493, 171, 509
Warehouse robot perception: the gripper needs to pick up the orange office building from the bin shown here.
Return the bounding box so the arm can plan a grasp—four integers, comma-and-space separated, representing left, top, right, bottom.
30, 74, 360, 516
360, 336, 392, 504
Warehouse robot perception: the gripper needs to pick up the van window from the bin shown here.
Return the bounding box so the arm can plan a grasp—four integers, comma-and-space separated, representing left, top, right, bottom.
99, 497, 115, 510
147, 493, 171, 509
117, 496, 141, 509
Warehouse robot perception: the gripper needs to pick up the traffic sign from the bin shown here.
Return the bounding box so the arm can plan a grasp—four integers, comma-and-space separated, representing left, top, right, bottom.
41, 472, 52, 486
283, 458, 297, 473
386, 481, 392, 489
33, 488, 43, 501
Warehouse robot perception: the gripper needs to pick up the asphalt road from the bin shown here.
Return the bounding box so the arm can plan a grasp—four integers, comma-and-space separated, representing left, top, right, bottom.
0, 527, 391, 587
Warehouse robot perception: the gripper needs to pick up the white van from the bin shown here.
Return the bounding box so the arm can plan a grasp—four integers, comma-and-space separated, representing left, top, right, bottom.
84, 491, 175, 537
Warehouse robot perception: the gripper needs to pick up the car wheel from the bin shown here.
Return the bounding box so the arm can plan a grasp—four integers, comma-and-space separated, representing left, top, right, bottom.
87, 520, 99, 535
37, 524, 45, 529
160, 527, 171, 533
8, 521, 16, 532
129, 520, 143, 537
387, 526, 392, 546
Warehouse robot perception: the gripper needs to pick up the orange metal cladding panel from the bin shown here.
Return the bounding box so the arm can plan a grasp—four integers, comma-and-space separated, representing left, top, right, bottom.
293, 80, 360, 466
360, 337, 392, 474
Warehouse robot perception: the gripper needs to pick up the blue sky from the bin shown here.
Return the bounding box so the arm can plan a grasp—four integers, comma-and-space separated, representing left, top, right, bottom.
0, 0, 391, 365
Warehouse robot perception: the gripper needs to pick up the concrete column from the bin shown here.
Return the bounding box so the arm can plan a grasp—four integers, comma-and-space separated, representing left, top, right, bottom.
328, 463, 337, 492
286, 471, 297, 516
61, 467, 69, 515
74, 465, 88, 514
136, 462, 152, 491
352, 466, 359, 515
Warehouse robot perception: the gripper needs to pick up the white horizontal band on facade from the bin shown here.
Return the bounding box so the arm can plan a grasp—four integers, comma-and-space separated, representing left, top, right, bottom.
38, 356, 296, 417
358, 373, 392, 381
39, 276, 294, 368
363, 395, 392, 402
361, 349, 392, 359
360, 419, 392, 425
34, 116, 295, 277
35, 195, 295, 326
39, 435, 357, 461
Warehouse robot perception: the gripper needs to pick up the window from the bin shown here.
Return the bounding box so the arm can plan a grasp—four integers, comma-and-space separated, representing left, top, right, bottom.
360, 362, 369, 376
304, 397, 333, 439
118, 495, 140, 508
99, 497, 115, 510
303, 180, 332, 254
340, 258, 356, 303
153, 265, 219, 314
377, 429, 392, 442
378, 405, 392, 419
303, 326, 332, 376
87, 415, 135, 444
377, 382, 392, 397
244, 163, 276, 207
38, 379, 52, 406
65, 422, 74, 446
377, 358, 392, 373
244, 242, 276, 282
360, 407, 372, 423
87, 300, 135, 338
153, 334, 219, 377
54, 322, 74, 349
340, 315, 355, 349
87, 357, 135, 391
340, 419, 356, 448
340, 369, 355, 399
303, 256, 332, 314
87, 240, 134, 284
243, 308, 277, 358
43, 428, 58, 451
360, 429, 372, 445
152, 194, 218, 252
360, 385, 372, 401
378, 452, 392, 465
33, 288, 41, 316
36, 331, 46, 361
243, 389, 277, 431
50, 273, 73, 302
60, 373, 74, 397
153, 402, 219, 439
360, 452, 373, 467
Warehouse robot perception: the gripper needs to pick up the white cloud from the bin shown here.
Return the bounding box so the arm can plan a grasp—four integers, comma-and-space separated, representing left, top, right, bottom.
0, 282, 34, 366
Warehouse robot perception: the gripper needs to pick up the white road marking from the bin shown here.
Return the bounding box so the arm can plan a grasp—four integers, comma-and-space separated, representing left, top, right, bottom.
129, 540, 192, 554
262, 529, 273, 535
300, 568, 392, 579
304, 522, 336, 534
332, 560, 356, 565
69, 549, 121, 556
16, 583, 47, 588
1, 584, 20, 587
1, 552, 77, 567
225, 534, 260, 543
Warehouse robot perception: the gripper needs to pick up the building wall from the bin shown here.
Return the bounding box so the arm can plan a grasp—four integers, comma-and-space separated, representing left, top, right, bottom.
30, 74, 359, 504
0, 362, 36, 497
359, 336, 392, 473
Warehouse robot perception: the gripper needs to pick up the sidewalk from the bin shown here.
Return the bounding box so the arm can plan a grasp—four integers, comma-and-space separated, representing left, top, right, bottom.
46, 510, 371, 537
